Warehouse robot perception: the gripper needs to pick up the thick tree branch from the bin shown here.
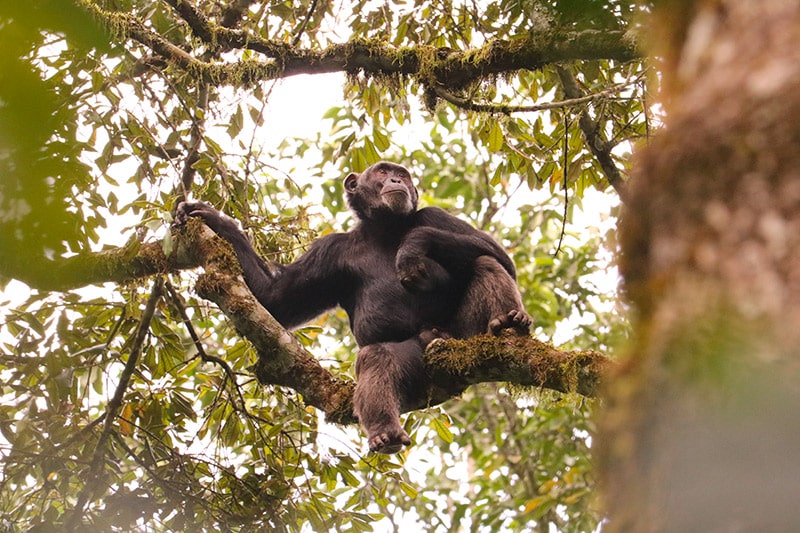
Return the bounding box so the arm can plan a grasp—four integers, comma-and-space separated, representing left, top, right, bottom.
425, 334, 611, 398
0, 224, 205, 292
1, 220, 615, 423
79, 1, 639, 88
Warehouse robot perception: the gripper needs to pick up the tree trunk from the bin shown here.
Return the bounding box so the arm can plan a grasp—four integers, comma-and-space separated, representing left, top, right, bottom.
601, 1, 800, 530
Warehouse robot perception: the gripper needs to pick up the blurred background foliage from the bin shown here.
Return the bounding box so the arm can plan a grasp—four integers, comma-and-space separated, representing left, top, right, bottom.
0, 0, 643, 530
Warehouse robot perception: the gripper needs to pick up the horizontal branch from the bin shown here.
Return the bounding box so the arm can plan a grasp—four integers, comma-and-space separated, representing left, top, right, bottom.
79, 1, 639, 88
433, 77, 641, 115
425, 334, 612, 398
0, 233, 201, 293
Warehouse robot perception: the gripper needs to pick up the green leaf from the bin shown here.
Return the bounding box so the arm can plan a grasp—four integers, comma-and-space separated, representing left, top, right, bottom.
432, 416, 454, 444
488, 121, 504, 152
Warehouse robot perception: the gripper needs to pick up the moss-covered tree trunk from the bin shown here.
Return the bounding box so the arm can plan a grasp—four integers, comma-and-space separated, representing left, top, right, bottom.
601, 1, 800, 530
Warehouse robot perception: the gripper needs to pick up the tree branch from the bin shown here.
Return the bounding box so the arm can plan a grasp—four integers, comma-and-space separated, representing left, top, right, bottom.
0, 220, 615, 423
426, 334, 611, 398
68, 277, 163, 530
432, 77, 641, 115
0, 223, 206, 292
79, 1, 639, 88
557, 65, 630, 202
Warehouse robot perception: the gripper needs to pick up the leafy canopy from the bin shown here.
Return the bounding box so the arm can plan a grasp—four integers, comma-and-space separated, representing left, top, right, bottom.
0, 0, 642, 530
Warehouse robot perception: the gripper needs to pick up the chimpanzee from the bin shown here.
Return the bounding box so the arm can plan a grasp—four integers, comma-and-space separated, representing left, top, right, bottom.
176, 161, 530, 453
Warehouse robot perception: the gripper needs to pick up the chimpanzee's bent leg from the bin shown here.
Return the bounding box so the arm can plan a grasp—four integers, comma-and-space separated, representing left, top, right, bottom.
353, 339, 428, 454
448, 255, 531, 338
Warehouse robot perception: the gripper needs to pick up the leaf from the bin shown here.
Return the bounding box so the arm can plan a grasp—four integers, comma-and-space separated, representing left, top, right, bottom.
363, 138, 381, 164
488, 121, 504, 152
161, 230, 173, 257
373, 127, 390, 152
227, 105, 244, 138
119, 403, 135, 436
399, 481, 418, 498
523, 496, 549, 514
432, 416, 454, 444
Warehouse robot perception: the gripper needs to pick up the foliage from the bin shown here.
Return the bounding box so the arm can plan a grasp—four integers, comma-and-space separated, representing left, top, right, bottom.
0, 0, 640, 531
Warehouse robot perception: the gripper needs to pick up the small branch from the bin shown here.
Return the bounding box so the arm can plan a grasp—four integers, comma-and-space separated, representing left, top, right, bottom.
220, 0, 258, 29
557, 65, 630, 202
432, 78, 640, 115
554, 111, 569, 257
178, 82, 208, 200
292, 0, 320, 47
164, 0, 213, 42
164, 280, 249, 411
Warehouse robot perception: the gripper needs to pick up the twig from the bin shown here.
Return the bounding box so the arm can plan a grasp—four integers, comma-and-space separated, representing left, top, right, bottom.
292, 0, 320, 46
67, 278, 164, 531
554, 112, 569, 257
432, 79, 639, 115
164, 281, 248, 411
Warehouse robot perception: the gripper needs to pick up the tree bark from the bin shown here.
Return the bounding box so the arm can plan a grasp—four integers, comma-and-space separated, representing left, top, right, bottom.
602, 1, 800, 530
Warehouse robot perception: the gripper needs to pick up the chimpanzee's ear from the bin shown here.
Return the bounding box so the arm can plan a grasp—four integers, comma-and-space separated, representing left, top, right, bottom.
344, 172, 359, 192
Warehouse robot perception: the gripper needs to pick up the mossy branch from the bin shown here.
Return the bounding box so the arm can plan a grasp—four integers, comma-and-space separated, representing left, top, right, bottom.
79, 0, 639, 89
0, 225, 204, 292
1, 219, 614, 421
425, 334, 613, 398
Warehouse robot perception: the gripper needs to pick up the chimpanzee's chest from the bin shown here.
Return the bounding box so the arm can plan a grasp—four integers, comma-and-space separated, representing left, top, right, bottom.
341, 234, 459, 346
344, 247, 413, 343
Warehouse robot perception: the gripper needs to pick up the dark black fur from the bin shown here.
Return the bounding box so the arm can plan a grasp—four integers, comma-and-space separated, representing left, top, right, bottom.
176, 161, 530, 453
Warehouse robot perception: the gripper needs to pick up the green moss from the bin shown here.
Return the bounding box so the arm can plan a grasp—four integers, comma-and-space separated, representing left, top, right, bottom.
195, 271, 227, 300
325, 381, 357, 425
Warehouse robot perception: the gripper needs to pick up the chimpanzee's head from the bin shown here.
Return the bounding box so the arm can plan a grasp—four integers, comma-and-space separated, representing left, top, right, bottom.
344, 161, 419, 221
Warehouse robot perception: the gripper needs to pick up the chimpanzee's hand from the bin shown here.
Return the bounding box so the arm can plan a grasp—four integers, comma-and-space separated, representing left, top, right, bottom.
397, 253, 430, 291
174, 201, 219, 227
174, 201, 244, 240
396, 254, 450, 292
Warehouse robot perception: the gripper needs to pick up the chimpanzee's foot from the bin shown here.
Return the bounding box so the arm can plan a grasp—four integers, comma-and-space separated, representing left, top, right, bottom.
488, 310, 532, 336
418, 327, 452, 348
368, 425, 412, 454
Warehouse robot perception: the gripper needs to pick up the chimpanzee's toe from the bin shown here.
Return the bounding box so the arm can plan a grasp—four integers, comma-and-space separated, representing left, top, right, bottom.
368, 428, 411, 454
488, 310, 532, 335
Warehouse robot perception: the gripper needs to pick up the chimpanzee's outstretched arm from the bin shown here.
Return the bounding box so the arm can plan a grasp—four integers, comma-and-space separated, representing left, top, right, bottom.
176, 202, 346, 328
176, 201, 274, 287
